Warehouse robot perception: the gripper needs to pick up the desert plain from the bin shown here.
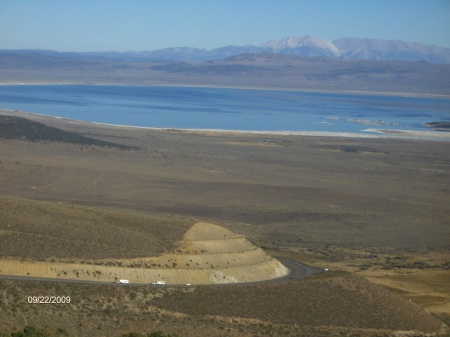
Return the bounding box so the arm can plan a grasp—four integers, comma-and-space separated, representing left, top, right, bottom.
0, 109, 449, 336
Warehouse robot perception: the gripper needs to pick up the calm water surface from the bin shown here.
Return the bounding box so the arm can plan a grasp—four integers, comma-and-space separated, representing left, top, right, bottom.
0, 85, 449, 134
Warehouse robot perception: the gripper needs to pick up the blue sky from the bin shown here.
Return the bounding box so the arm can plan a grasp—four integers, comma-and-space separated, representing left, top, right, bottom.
1, 0, 449, 51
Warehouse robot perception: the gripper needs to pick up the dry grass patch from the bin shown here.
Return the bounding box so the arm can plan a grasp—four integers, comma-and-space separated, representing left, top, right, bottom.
361, 269, 450, 321
265, 245, 450, 321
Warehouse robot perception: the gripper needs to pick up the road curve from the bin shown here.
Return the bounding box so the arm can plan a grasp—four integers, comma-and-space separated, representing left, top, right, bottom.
241, 258, 323, 286
277, 258, 323, 280
0, 259, 323, 286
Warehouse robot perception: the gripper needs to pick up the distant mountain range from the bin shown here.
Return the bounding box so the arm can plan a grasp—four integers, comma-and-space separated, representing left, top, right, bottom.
1, 35, 450, 96
1, 35, 450, 64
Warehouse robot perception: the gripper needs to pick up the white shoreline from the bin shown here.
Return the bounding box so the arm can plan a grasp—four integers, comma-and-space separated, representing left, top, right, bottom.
362, 128, 450, 140
90, 121, 384, 138
2, 109, 449, 141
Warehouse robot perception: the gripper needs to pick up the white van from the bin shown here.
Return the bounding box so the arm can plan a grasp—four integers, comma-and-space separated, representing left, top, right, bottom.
118, 279, 129, 284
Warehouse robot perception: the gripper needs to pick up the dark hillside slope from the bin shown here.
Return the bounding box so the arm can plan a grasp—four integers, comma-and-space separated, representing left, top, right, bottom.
0, 115, 136, 149
152, 271, 446, 333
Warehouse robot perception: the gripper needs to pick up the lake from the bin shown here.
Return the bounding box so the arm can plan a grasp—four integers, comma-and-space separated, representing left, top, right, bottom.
0, 85, 449, 134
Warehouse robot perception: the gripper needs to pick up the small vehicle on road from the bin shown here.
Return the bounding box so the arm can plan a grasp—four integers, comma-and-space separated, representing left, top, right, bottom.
151, 280, 165, 285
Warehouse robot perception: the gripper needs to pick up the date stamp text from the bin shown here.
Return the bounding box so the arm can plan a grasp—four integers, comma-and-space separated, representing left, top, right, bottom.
27, 296, 71, 304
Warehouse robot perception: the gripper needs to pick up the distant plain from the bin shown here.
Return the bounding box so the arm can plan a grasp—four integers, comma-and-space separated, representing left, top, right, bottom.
1, 51, 450, 96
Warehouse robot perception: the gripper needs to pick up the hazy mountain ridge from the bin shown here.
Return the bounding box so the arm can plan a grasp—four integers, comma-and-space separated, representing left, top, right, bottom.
1, 50, 449, 96
333, 37, 450, 63
1, 35, 449, 63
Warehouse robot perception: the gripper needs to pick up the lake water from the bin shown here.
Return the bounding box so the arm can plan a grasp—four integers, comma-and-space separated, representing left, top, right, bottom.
0, 85, 449, 134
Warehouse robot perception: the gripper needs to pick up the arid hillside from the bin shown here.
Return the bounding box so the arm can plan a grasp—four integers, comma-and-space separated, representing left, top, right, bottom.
0, 195, 191, 260
0, 111, 449, 335
1, 272, 448, 337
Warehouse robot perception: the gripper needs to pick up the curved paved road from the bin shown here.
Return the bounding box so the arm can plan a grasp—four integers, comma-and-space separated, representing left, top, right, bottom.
276, 258, 323, 281
240, 259, 323, 286
0, 259, 323, 286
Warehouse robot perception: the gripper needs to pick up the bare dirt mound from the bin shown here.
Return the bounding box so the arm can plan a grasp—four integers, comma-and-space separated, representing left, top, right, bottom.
168, 221, 290, 283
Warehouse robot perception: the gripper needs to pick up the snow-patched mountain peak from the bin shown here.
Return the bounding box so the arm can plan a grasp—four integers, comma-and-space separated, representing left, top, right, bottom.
261, 36, 340, 57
